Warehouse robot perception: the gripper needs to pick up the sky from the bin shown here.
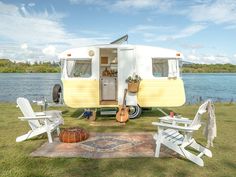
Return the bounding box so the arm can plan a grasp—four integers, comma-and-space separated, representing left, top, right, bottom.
0, 0, 236, 64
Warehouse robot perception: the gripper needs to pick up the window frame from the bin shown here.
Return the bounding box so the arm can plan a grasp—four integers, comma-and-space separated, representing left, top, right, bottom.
66, 58, 92, 78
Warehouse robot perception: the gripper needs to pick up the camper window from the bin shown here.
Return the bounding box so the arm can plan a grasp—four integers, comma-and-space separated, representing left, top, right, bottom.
152, 59, 168, 77
67, 59, 92, 78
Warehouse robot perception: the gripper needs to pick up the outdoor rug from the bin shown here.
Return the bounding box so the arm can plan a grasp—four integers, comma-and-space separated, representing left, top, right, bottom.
31, 132, 176, 158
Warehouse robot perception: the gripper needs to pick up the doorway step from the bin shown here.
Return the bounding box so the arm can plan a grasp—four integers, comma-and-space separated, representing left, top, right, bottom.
100, 107, 117, 116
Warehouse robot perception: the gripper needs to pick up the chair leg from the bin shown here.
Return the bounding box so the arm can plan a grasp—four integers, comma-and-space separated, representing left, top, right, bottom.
46, 130, 53, 143
190, 140, 212, 157
164, 140, 204, 166
154, 133, 162, 157
180, 146, 204, 167
16, 131, 33, 142
56, 127, 60, 136
16, 129, 45, 142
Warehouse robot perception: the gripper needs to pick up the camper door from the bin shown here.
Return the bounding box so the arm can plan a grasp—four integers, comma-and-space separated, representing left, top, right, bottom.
117, 47, 137, 105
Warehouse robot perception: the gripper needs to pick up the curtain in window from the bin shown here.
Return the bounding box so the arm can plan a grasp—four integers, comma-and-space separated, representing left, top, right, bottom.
153, 59, 168, 77
168, 59, 179, 77
67, 59, 91, 77
67, 60, 76, 77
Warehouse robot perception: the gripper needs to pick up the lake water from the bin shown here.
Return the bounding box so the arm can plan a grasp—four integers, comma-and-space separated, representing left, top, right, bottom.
183, 73, 236, 104
0, 73, 236, 104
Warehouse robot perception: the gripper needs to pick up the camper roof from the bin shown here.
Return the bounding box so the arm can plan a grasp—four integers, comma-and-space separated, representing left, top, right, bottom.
58, 44, 183, 59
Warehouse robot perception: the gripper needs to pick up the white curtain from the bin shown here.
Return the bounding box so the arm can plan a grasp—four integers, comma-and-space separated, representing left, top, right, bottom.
67, 60, 75, 77
168, 59, 179, 77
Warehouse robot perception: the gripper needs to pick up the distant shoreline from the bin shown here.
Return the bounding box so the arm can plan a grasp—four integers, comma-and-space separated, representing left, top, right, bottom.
182, 63, 236, 73
1, 59, 236, 73
1, 71, 236, 74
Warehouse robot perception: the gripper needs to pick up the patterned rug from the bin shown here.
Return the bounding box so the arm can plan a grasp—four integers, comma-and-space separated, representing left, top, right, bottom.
31, 132, 176, 158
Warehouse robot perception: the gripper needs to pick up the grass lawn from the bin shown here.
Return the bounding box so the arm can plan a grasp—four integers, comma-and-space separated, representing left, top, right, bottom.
0, 102, 235, 177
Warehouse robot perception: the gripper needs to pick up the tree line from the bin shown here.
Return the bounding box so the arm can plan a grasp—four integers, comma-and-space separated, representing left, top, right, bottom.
1, 59, 236, 73
182, 63, 236, 73
0, 59, 60, 73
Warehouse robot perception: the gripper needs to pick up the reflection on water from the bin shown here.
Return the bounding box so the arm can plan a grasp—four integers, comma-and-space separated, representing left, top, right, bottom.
0, 73, 236, 104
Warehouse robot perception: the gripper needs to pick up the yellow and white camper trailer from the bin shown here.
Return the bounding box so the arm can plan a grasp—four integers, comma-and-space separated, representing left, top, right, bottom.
56, 43, 185, 118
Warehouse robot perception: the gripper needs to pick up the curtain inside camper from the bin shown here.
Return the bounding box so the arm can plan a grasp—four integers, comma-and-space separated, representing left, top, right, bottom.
67, 60, 75, 77
168, 59, 179, 77
153, 58, 179, 78
67, 59, 91, 78
152, 59, 169, 77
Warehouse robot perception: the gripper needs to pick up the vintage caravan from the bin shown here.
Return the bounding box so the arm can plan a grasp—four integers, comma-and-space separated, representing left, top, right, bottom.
56, 42, 186, 118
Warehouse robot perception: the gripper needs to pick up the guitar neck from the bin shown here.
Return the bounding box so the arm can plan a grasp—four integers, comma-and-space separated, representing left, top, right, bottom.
122, 89, 128, 108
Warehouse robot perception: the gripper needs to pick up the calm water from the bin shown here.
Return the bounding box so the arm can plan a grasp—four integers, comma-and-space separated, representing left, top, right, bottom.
0, 73, 61, 103
183, 73, 236, 104
0, 73, 236, 104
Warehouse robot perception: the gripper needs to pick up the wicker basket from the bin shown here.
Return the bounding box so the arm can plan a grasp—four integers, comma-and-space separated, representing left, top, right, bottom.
59, 127, 89, 143
128, 82, 140, 93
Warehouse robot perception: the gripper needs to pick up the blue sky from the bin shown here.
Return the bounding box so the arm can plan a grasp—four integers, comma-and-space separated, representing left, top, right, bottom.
0, 0, 236, 64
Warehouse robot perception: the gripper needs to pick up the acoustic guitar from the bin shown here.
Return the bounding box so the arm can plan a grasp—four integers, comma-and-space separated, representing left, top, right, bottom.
116, 89, 129, 123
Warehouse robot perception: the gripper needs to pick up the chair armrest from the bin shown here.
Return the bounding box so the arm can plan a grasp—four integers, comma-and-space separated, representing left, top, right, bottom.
159, 116, 192, 124
35, 112, 46, 116
152, 122, 200, 132
46, 110, 62, 113
18, 115, 52, 120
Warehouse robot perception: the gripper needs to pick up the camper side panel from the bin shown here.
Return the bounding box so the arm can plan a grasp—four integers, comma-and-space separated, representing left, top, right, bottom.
135, 46, 186, 107
61, 47, 100, 108
137, 79, 185, 107
62, 79, 99, 108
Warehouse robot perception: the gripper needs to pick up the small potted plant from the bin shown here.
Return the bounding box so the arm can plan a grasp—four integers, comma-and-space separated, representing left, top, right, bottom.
126, 74, 142, 93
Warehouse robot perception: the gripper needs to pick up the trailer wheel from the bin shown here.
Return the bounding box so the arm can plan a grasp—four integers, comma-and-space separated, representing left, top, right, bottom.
128, 105, 142, 119
52, 84, 61, 103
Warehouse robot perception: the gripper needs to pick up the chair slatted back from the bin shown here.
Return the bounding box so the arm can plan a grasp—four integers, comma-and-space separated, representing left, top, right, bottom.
190, 100, 210, 127
17, 97, 41, 130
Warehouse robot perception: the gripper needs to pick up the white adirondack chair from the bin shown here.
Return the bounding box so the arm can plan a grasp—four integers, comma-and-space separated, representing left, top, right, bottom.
16, 97, 64, 143
152, 100, 213, 166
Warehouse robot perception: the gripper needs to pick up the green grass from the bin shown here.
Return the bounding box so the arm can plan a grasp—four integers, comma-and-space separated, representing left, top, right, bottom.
0, 102, 235, 177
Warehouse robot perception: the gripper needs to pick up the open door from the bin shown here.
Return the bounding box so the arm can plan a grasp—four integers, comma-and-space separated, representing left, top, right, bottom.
117, 47, 137, 105
99, 48, 118, 105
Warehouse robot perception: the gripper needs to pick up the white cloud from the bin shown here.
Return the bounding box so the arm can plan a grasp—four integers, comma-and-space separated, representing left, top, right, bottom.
112, 0, 171, 11
132, 24, 206, 42
129, 24, 174, 34
42, 45, 56, 56
129, 25, 175, 41
28, 3, 35, 7
20, 4, 30, 16
181, 43, 204, 50
70, 0, 91, 4
21, 43, 28, 50
0, 1, 109, 61
70, 0, 172, 12
186, 53, 233, 64
188, 0, 236, 26
234, 54, 236, 58
171, 24, 206, 40
69, 0, 107, 6
0, 42, 37, 60
0, 2, 68, 44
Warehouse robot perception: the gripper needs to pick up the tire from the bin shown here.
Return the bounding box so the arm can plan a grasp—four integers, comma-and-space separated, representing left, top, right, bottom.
52, 84, 61, 103
128, 105, 142, 119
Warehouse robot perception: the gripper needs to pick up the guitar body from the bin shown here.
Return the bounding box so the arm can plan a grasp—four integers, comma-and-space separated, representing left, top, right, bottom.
116, 89, 129, 123
116, 105, 129, 123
